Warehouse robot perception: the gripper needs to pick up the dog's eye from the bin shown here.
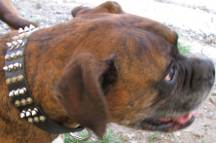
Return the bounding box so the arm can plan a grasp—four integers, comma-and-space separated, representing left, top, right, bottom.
164, 66, 175, 82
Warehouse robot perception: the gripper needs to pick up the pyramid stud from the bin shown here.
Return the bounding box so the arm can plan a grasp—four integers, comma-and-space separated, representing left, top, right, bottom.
6, 78, 12, 85
20, 112, 26, 118
39, 116, 46, 122
14, 100, 21, 107
18, 28, 24, 33
28, 117, 33, 123
16, 75, 24, 82
33, 117, 39, 122
26, 97, 33, 104
21, 99, 27, 106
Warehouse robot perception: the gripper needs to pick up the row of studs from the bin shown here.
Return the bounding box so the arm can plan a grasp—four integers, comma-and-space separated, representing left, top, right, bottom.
20, 108, 46, 123
9, 87, 27, 97
6, 39, 25, 51
3, 62, 22, 72
14, 97, 33, 107
4, 25, 43, 123
5, 50, 23, 61
18, 24, 36, 34
6, 74, 24, 85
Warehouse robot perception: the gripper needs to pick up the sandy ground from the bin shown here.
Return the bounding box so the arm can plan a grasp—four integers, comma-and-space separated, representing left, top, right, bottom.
0, 0, 216, 143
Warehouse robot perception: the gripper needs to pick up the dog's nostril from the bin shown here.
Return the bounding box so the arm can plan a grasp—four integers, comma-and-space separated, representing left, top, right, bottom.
213, 68, 215, 78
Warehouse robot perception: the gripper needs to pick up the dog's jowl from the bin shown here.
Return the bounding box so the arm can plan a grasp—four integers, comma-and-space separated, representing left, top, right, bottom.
0, 1, 215, 143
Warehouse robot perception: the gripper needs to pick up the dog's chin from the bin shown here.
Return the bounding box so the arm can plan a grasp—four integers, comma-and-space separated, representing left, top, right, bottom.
140, 112, 196, 132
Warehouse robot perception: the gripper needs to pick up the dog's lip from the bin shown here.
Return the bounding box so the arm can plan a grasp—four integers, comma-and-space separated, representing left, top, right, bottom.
141, 112, 196, 132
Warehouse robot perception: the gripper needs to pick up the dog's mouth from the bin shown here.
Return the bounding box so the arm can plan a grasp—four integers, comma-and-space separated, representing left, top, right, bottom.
140, 112, 196, 132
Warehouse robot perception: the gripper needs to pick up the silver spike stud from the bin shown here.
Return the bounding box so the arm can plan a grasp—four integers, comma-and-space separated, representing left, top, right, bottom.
20, 112, 26, 118
18, 88, 26, 95
18, 28, 24, 33
31, 110, 37, 116
26, 111, 31, 117
24, 26, 29, 32
9, 90, 15, 97
14, 63, 21, 69
5, 54, 10, 60
29, 24, 35, 30
10, 53, 16, 59
14, 90, 19, 96
6, 42, 12, 48
16, 50, 23, 57
8, 64, 14, 71
12, 41, 18, 46
39, 116, 46, 122
17, 39, 23, 44
3, 66, 9, 71
33, 108, 39, 112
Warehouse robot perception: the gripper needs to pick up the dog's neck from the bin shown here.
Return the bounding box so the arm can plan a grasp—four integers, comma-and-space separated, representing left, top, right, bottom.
0, 25, 79, 143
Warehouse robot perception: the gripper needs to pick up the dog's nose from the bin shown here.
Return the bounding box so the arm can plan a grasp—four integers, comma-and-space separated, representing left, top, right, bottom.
190, 58, 215, 90
207, 60, 215, 80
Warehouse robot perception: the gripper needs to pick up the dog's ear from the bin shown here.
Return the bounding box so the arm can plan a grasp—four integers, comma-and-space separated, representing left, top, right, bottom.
55, 53, 117, 137
71, 6, 91, 17
71, 1, 123, 17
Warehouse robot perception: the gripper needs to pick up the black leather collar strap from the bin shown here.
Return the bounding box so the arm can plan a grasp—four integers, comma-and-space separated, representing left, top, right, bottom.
3, 25, 83, 134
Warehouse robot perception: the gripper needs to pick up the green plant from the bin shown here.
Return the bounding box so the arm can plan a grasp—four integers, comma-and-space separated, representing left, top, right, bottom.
147, 132, 161, 143
178, 42, 190, 55
64, 129, 124, 143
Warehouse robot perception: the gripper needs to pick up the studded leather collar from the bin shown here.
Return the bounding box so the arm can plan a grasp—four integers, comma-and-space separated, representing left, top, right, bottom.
3, 25, 83, 134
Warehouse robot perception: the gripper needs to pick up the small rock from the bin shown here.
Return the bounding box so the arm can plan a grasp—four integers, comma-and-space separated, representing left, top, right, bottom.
209, 97, 216, 106
175, 132, 181, 137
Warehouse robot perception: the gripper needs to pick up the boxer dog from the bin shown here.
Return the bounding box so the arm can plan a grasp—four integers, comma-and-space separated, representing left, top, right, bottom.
0, 1, 215, 143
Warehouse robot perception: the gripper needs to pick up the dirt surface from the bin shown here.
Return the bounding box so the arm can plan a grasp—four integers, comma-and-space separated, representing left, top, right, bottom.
0, 0, 216, 143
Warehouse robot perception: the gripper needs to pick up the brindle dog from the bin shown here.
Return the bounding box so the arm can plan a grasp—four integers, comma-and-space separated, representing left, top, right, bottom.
0, 1, 215, 143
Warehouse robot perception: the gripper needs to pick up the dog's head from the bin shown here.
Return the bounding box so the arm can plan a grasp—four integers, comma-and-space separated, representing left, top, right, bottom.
54, 1, 215, 137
